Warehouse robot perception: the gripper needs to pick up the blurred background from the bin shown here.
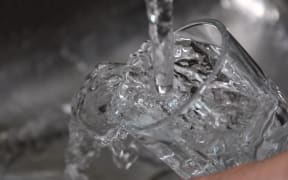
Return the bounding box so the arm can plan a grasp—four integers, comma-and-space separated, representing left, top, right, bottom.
1, 0, 288, 179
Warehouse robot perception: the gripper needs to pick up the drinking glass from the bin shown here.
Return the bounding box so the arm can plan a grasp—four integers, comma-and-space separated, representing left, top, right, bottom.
112, 19, 288, 179
70, 19, 288, 180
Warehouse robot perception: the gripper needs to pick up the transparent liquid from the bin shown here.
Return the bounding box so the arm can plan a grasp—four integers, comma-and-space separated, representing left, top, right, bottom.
66, 32, 288, 179
145, 0, 174, 94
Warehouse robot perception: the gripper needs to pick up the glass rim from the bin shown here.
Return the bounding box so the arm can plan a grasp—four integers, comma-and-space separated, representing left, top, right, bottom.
175, 18, 229, 65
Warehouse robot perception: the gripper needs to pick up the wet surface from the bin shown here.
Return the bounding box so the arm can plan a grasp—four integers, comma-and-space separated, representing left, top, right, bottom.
1, 0, 288, 179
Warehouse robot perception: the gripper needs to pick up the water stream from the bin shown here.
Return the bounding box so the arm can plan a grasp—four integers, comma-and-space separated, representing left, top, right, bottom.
145, 0, 174, 94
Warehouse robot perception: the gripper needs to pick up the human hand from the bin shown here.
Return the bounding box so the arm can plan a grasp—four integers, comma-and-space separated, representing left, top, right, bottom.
194, 151, 288, 180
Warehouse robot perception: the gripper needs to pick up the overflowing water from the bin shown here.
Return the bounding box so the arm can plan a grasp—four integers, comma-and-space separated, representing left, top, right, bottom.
65, 1, 176, 179
65, 1, 288, 180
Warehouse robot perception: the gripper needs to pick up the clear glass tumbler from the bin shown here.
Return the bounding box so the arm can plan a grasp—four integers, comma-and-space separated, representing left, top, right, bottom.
110, 19, 288, 179
70, 19, 288, 180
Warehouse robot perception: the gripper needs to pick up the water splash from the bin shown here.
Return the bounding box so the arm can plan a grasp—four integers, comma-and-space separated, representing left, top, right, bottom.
65, 33, 222, 179
66, 29, 288, 179
65, 45, 152, 179
65, 1, 177, 177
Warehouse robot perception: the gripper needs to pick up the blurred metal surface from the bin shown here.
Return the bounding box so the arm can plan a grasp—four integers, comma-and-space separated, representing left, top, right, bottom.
0, 0, 288, 179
